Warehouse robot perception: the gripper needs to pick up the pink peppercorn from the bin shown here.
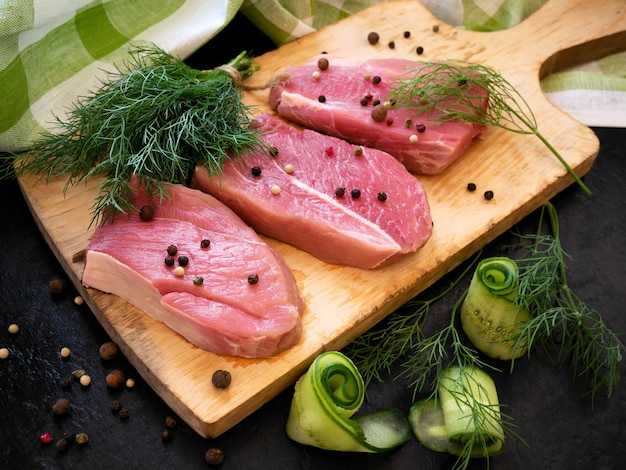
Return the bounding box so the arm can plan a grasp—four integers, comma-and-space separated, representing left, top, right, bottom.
40, 432, 54, 444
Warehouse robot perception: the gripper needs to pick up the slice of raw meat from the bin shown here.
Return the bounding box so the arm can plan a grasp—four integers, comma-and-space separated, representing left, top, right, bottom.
82, 181, 304, 358
269, 55, 488, 175
192, 113, 432, 269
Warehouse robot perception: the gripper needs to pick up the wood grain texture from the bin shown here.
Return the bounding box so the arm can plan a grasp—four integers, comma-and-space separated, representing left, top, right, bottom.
17, 0, 625, 437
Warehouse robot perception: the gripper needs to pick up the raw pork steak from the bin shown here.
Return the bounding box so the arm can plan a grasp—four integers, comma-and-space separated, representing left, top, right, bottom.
192, 113, 432, 269
269, 55, 487, 175
82, 180, 304, 358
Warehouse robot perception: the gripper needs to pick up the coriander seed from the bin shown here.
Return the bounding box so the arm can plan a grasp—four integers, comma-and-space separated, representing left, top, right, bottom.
0, 348, 8, 360
60, 347, 71, 359
8, 323, 19, 334
79, 374, 91, 387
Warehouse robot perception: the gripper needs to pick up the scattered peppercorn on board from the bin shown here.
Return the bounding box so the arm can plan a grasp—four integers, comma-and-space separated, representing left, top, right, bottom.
17, 0, 625, 438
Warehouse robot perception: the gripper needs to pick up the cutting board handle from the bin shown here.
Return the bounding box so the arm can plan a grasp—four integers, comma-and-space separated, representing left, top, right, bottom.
483, 0, 626, 74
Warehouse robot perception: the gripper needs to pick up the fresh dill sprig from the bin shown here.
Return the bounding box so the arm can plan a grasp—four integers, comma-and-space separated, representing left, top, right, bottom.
440, 366, 523, 470
345, 252, 483, 389
509, 203, 623, 399
397, 286, 495, 401
388, 61, 591, 195
1, 45, 265, 226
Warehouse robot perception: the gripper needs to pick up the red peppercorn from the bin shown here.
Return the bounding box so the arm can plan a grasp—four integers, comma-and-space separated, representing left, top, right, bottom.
40, 432, 54, 445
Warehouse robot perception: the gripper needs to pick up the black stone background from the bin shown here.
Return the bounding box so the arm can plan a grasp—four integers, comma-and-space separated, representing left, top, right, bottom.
1, 12, 625, 470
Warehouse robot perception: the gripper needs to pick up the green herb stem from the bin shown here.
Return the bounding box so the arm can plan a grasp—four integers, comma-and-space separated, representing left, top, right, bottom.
390, 61, 591, 195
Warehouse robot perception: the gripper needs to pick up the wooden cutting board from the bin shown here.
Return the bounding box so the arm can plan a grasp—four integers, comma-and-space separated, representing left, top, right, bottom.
18, 0, 625, 438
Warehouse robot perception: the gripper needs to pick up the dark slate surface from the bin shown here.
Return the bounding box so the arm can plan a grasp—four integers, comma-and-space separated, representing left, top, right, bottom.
1, 13, 624, 470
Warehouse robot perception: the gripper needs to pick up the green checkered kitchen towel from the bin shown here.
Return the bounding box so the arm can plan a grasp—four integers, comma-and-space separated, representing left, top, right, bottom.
0, 0, 244, 153
1, 0, 624, 153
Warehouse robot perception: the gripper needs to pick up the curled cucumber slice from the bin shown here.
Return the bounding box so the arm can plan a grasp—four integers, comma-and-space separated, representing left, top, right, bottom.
409, 366, 505, 460
286, 351, 410, 452
461, 257, 533, 360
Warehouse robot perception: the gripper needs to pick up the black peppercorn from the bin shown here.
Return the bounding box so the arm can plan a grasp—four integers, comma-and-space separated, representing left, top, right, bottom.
55, 439, 69, 452
367, 32, 380, 45
212, 370, 232, 389
467, 183, 477, 192
360, 97, 369, 106
372, 75, 382, 84
484, 190, 494, 200
164, 256, 175, 266
248, 273, 259, 285
200, 239, 211, 249
416, 46, 424, 55
167, 245, 178, 256
416, 123, 426, 132
351, 189, 362, 199
403, 31, 411, 38
177, 255, 189, 267
251, 165, 262, 177
377, 192, 388, 202
335, 187, 346, 197
318, 95, 326, 103
388, 41, 395, 49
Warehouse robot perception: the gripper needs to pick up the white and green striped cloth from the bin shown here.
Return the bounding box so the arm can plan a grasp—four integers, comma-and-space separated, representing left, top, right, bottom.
1, 0, 624, 153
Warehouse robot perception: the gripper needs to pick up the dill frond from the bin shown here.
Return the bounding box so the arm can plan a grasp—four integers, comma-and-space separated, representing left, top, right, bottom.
389, 61, 591, 195
3, 45, 264, 226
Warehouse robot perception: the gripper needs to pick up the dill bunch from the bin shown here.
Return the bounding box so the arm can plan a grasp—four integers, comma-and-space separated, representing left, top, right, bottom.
510, 203, 623, 399
389, 61, 591, 195
2, 45, 265, 226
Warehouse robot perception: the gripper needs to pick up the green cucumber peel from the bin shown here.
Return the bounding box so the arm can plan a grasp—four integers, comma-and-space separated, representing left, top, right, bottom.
438, 365, 504, 448
408, 397, 503, 458
286, 351, 410, 452
461, 257, 533, 360
408, 365, 506, 468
